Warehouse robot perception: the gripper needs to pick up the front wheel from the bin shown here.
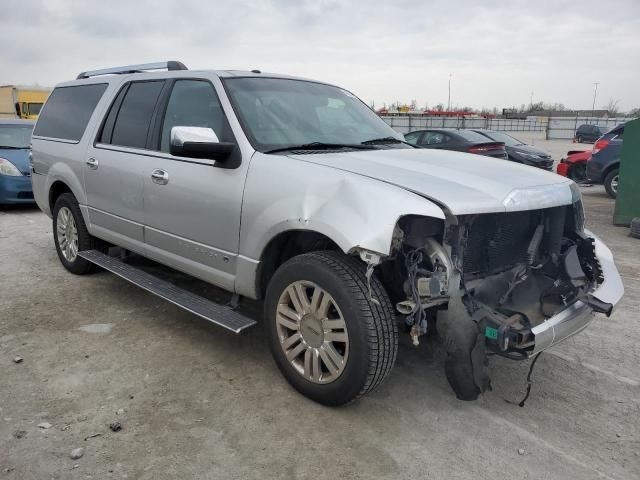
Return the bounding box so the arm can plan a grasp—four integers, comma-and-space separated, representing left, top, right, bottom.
604, 169, 619, 198
265, 251, 398, 406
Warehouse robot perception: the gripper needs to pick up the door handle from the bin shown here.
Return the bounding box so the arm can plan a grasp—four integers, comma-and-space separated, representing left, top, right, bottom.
86, 158, 99, 169
151, 169, 169, 185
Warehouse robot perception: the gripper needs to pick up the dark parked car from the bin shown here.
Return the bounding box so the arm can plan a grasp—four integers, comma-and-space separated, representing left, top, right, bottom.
575, 124, 606, 143
471, 129, 554, 170
0, 119, 35, 205
404, 128, 508, 159
586, 124, 624, 198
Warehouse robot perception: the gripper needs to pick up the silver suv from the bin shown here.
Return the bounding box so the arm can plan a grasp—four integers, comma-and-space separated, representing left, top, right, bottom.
31, 61, 623, 405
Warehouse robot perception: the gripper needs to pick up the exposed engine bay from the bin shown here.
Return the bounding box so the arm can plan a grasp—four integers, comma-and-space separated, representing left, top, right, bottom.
379, 199, 610, 359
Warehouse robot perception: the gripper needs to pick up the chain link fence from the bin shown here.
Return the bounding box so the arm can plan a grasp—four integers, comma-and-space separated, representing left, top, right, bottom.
381, 114, 635, 139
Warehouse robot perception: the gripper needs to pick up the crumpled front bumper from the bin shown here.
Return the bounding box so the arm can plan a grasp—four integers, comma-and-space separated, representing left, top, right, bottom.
529, 232, 624, 354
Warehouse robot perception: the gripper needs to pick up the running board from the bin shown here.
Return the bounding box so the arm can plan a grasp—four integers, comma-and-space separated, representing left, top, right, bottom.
78, 250, 257, 333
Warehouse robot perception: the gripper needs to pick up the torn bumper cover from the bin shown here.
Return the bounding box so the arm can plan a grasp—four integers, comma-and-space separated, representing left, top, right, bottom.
529, 235, 623, 354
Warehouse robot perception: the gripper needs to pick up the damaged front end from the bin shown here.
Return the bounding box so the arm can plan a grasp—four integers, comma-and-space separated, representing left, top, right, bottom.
378, 186, 623, 388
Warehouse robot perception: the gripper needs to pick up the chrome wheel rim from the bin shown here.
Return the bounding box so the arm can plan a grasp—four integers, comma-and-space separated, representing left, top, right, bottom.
611, 175, 619, 193
276, 281, 349, 384
56, 206, 78, 262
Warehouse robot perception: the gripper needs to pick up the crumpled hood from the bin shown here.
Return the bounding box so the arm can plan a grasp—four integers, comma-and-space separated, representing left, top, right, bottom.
288, 148, 573, 215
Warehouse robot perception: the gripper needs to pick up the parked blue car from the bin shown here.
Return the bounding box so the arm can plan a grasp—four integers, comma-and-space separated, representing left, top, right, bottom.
0, 119, 35, 204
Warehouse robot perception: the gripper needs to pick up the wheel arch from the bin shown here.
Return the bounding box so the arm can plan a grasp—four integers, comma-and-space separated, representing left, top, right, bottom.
255, 229, 341, 299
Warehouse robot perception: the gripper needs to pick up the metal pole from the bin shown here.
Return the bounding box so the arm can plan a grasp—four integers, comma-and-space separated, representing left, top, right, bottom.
447, 74, 452, 111
591, 82, 599, 121
530, 92, 533, 111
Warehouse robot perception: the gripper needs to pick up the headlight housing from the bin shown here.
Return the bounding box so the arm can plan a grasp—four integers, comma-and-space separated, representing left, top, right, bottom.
0, 158, 23, 176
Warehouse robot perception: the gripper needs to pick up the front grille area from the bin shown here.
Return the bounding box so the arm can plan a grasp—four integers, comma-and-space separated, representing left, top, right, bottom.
463, 211, 537, 278
460, 204, 577, 279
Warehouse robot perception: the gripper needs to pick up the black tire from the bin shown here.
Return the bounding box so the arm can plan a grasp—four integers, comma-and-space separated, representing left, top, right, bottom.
52, 193, 105, 274
568, 164, 587, 183
576, 135, 582, 143
603, 169, 619, 198
265, 251, 398, 406
443, 316, 489, 401
631, 218, 640, 239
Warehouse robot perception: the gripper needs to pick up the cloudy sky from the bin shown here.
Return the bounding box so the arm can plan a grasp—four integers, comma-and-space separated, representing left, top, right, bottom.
2, 0, 639, 111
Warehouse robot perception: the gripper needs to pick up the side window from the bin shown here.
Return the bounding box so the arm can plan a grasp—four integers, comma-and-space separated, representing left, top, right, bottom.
33, 83, 107, 141
160, 80, 230, 153
423, 132, 447, 145
404, 131, 422, 144
107, 81, 164, 149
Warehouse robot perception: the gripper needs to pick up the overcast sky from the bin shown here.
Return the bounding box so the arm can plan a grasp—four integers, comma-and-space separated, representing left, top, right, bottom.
2, 0, 639, 111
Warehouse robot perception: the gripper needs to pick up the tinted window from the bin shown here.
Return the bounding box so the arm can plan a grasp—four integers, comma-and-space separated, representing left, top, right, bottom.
33, 84, 107, 141
160, 80, 230, 152
109, 81, 164, 149
28, 103, 43, 115
423, 132, 449, 145
403, 131, 422, 144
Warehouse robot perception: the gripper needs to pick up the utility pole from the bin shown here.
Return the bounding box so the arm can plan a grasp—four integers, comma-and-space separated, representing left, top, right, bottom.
530, 92, 534, 111
447, 74, 452, 111
591, 82, 599, 120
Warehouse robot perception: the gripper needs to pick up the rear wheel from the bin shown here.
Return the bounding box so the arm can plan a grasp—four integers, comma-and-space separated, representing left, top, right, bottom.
576, 135, 582, 143
604, 169, 619, 198
52, 193, 105, 274
265, 251, 397, 406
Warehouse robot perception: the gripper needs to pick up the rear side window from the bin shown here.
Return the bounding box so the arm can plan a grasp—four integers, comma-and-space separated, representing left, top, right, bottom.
102, 81, 164, 149
33, 84, 107, 141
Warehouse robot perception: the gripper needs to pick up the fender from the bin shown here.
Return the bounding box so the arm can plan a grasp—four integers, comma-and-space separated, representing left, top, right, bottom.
239, 152, 445, 260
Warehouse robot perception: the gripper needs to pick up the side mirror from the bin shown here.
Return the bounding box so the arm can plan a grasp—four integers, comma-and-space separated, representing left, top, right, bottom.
170, 126, 235, 162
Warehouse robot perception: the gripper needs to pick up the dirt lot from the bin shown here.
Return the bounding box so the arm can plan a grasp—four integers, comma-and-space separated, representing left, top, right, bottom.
1, 167, 639, 478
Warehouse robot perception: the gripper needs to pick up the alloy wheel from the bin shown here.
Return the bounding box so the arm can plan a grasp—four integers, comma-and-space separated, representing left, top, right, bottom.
276, 281, 349, 384
56, 206, 79, 262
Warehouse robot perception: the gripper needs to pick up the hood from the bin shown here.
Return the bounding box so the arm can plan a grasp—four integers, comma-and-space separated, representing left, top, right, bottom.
0, 148, 31, 176
508, 144, 552, 159
288, 148, 573, 215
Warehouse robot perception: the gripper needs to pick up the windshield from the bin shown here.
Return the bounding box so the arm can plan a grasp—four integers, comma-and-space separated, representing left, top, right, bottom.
28, 103, 43, 115
480, 131, 524, 147
0, 125, 33, 148
223, 77, 402, 152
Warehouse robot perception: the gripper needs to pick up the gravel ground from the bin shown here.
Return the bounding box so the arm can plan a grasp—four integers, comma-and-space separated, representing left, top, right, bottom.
1, 173, 638, 479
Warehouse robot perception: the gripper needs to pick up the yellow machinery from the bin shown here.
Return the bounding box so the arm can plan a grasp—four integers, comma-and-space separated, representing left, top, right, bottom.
0, 85, 51, 119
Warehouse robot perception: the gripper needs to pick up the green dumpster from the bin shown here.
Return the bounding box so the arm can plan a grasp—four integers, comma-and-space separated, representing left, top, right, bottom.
614, 118, 640, 225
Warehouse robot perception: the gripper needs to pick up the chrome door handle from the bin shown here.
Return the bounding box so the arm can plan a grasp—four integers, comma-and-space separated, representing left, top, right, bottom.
151, 169, 169, 185
86, 158, 99, 169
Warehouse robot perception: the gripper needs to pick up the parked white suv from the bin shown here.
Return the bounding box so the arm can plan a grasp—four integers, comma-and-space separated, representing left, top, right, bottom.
31, 62, 623, 405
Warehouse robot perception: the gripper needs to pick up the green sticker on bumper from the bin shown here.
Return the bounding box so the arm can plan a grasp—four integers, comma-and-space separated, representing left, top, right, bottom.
485, 326, 498, 340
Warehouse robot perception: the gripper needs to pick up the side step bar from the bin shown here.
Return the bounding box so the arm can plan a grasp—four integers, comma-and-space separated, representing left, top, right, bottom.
78, 250, 257, 334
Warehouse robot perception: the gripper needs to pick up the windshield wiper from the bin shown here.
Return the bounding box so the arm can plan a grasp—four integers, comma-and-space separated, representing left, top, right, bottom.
264, 142, 376, 154
361, 136, 416, 147
0, 146, 29, 150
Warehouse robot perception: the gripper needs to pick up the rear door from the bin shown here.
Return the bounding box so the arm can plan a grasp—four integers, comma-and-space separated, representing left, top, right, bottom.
141, 78, 246, 291
85, 80, 165, 253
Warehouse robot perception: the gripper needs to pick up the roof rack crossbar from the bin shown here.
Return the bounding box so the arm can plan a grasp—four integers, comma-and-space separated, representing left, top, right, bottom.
76, 61, 188, 79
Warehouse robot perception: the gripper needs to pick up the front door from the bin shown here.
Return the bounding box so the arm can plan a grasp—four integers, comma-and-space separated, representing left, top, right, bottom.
141, 79, 246, 291
85, 80, 165, 253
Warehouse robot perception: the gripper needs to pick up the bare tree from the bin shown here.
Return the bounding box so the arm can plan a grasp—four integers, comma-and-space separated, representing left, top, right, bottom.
603, 98, 621, 115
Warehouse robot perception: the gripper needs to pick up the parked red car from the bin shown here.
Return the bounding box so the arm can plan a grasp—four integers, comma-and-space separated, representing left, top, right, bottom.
557, 150, 590, 182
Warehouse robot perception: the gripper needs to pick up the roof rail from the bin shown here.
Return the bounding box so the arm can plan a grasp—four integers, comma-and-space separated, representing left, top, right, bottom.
76, 61, 188, 80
